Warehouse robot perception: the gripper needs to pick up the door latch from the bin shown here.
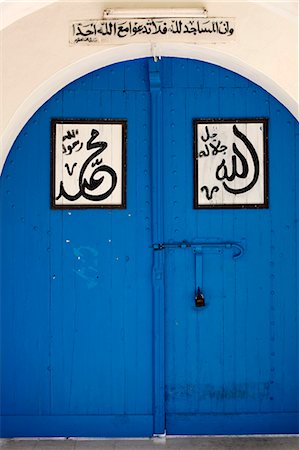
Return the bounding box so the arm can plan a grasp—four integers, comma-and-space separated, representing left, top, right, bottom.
195, 287, 205, 307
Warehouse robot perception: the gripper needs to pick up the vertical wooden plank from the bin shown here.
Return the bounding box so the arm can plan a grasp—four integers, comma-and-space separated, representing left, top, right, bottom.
124, 58, 148, 91
203, 63, 220, 87
148, 58, 165, 435
187, 59, 204, 88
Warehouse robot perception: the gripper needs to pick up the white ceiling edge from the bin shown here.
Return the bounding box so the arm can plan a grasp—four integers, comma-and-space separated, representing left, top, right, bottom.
0, 1, 298, 31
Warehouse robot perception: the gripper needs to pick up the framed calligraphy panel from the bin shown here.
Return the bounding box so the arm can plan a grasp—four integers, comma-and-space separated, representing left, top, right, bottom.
193, 119, 268, 209
51, 119, 127, 209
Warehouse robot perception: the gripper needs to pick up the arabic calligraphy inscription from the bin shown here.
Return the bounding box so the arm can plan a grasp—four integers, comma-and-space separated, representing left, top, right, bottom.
194, 119, 268, 208
69, 18, 236, 45
52, 120, 126, 209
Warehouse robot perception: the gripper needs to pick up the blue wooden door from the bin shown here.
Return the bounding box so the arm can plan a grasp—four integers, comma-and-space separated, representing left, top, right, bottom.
160, 59, 298, 434
1, 57, 298, 438
1, 59, 154, 437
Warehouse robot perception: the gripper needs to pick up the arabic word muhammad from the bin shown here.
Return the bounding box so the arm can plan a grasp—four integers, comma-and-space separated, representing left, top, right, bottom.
194, 120, 268, 209
70, 18, 235, 45
52, 120, 126, 208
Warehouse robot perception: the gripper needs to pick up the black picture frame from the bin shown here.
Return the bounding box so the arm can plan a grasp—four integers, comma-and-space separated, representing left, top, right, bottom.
193, 118, 269, 210
51, 118, 127, 210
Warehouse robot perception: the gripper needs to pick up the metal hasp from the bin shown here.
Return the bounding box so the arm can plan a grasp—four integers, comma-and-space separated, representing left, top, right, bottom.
151, 241, 244, 259
193, 242, 244, 308
151, 241, 244, 308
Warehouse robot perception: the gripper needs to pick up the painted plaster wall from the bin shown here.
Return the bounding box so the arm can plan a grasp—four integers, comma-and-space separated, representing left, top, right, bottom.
0, 1, 298, 171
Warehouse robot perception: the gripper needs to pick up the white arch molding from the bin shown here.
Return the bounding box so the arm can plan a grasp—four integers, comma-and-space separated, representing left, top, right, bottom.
1, 42, 298, 174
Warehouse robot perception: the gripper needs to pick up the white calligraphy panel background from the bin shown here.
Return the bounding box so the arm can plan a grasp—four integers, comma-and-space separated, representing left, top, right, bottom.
51, 119, 127, 209
194, 119, 268, 209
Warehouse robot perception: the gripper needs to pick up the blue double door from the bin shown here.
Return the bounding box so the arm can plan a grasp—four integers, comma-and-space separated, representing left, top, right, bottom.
1, 58, 298, 437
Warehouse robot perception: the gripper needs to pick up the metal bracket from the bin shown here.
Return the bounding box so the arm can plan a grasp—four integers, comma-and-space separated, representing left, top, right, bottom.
151, 241, 244, 259
151, 43, 161, 62
152, 243, 164, 251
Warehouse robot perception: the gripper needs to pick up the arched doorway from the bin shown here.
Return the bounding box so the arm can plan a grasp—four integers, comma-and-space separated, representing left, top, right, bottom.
1, 57, 298, 438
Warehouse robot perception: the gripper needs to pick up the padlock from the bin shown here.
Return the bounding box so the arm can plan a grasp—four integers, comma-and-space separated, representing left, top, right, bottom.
195, 286, 205, 307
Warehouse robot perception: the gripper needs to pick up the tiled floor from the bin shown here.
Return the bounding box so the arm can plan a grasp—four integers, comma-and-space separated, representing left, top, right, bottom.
0, 436, 298, 450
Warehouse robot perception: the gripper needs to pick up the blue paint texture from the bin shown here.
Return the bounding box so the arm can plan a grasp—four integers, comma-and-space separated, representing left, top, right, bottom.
0, 58, 298, 437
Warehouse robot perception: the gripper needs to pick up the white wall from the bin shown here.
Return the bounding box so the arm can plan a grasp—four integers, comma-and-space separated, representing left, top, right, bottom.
0, 0, 298, 172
